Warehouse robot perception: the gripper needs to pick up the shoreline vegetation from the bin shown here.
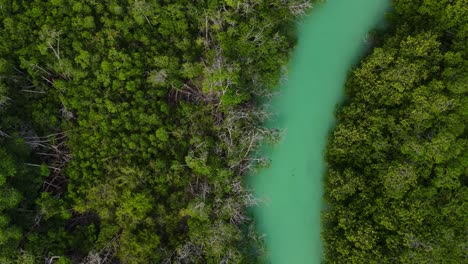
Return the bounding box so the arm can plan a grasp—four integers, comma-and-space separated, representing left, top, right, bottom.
323, 0, 467, 262
0, 1, 315, 263
0, 0, 465, 263
248, 0, 391, 263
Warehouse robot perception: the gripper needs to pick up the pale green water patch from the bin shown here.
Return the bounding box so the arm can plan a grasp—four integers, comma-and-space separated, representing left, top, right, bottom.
249, 1, 389, 263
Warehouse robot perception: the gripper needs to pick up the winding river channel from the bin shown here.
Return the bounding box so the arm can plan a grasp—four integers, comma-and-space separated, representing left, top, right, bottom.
249, 1, 389, 263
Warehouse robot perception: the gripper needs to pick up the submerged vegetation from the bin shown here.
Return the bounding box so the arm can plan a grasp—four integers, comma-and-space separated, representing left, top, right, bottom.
0, 0, 313, 263
323, 0, 467, 262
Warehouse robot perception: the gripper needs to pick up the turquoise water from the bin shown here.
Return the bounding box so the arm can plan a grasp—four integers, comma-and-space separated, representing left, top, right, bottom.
249, 1, 389, 263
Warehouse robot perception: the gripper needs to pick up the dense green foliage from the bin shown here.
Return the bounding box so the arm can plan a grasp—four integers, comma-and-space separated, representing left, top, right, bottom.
0, 0, 313, 263
3, 0, 466, 262
323, 0, 467, 262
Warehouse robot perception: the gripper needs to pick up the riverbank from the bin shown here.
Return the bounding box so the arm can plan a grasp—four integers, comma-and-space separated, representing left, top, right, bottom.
322, 0, 467, 262
249, 1, 390, 263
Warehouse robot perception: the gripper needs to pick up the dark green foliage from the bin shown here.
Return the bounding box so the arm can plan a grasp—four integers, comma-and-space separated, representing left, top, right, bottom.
323, 0, 467, 262
0, 0, 313, 262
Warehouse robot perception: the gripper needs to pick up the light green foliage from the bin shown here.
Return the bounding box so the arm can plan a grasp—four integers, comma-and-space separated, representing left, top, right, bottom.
0, 0, 309, 262
323, 0, 467, 262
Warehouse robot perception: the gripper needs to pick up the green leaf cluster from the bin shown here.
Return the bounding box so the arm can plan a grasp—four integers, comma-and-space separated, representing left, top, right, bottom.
323, 1, 467, 262
0, 0, 313, 262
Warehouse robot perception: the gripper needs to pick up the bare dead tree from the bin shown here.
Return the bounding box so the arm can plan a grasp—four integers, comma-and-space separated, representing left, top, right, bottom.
132, 0, 153, 26
289, 1, 313, 16
174, 241, 203, 264
20, 89, 46, 94
243, 191, 260, 207
81, 234, 120, 264
168, 80, 219, 105
28, 63, 56, 86
243, 22, 273, 47
0, 130, 10, 138
23, 131, 73, 194
60, 106, 75, 120
45, 256, 60, 264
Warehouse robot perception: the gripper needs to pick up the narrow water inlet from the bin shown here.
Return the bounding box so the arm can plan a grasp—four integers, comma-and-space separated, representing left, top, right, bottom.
248, 1, 390, 263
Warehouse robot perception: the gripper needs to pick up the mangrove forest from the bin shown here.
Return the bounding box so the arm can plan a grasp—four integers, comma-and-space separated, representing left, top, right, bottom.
0, 0, 466, 263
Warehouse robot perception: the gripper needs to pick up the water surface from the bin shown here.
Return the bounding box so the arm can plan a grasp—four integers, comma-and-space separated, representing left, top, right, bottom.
249, 1, 389, 263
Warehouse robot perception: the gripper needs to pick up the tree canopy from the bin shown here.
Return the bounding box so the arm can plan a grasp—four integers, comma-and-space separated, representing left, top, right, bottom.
0, 0, 314, 262
323, 0, 467, 262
